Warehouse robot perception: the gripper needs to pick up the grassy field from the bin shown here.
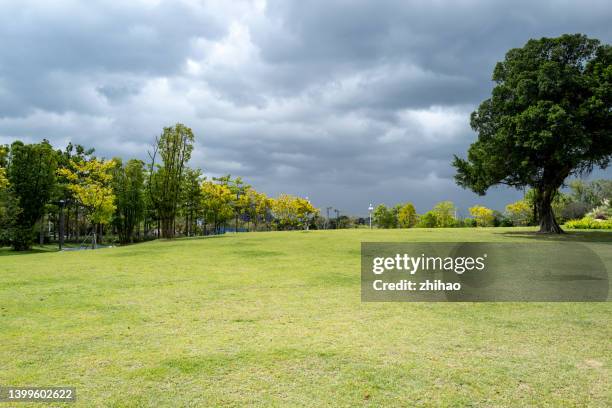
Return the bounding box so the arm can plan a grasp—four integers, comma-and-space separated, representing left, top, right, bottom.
1, 228, 610, 407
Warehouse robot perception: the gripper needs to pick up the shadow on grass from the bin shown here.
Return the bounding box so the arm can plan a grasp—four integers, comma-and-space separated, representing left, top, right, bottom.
498, 230, 612, 243
0, 246, 59, 257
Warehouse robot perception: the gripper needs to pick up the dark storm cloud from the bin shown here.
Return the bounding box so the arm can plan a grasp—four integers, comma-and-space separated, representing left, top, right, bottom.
0, 0, 610, 214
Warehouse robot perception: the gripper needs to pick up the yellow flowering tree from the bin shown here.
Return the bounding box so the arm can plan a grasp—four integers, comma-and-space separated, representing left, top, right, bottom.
240, 187, 271, 231
58, 158, 116, 248
200, 180, 234, 234
397, 202, 417, 228
505, 200, 531, 226
272, 194, 318, 230
469, 205, 495, 227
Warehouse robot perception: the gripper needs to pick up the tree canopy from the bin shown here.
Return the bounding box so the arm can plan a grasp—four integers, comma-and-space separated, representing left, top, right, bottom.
7, 140, 58, 249
453, 34, 611, 233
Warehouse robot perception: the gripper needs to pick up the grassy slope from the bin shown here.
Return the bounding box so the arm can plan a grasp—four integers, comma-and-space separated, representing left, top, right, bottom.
0, 228, 610, 407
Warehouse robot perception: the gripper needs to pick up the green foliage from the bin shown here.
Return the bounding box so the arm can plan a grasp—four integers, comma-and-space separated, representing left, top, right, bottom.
148, 123, 195, 238
586, 200, 612, 220
453, 34, 612, 233
568, 179, 612, 208
112, 158, 146, 244
463, 218, 477, 228
565, 217, 612, 229
373, 204, 397, 228
180, 168, 203, 236
397, 202, 417, 228
6, 140, 58, 250
0, 145, 8, 190
416, 211, 438, 228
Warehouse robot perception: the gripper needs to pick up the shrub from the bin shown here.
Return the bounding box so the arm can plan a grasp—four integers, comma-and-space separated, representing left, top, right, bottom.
564, 217, 612, 230
463, 218, 476, 227
416, 211, 438, 228
585, 199, 611, 220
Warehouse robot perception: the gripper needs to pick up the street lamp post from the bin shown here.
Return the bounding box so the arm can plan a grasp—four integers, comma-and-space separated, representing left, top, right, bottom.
58, 199, 65, 250
368, 203, 374, 229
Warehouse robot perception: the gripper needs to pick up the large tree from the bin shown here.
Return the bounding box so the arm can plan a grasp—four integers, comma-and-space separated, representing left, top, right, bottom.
7, 140, 58, 250
453, 34, 611, 233
148, 123, 195, 238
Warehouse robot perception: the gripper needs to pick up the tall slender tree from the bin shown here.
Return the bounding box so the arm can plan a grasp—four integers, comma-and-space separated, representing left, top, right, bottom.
180, 168, 203, 236
112, 158, 145, 244
148, 123, 195, 238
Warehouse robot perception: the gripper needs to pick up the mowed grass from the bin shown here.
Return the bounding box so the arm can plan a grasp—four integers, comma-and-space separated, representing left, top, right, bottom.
0, 228, 610, 407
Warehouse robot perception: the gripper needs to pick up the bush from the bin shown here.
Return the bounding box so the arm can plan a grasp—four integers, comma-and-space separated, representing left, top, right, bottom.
585, 199, 611, 220
564, 217, 612, 230
463, 218, 476, 227
416, 211, 438, 228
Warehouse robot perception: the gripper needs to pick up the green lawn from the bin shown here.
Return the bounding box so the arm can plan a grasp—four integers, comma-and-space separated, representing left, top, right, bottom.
1, 228, 610, 407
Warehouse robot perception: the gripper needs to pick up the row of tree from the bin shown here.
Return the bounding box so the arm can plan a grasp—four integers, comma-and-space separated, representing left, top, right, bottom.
0, 124, 318, 251
372, 179, 612, 229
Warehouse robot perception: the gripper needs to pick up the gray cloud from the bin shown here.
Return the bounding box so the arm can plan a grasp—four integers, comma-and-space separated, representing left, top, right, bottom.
0, 0, 610, 215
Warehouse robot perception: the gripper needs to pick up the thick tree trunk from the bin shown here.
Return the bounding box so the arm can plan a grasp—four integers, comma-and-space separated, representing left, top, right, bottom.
536, 188, 563, 234
161, 217, 174, 238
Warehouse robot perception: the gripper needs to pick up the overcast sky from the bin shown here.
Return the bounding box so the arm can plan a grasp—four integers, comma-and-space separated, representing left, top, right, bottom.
0, 0, 610, 216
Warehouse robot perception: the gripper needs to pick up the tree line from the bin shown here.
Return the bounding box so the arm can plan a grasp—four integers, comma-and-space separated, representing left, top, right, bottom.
372, 179, 612, 229
0, 124, 318, 251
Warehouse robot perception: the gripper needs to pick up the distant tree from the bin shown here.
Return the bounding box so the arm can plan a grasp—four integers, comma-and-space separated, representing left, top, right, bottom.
180, 168, 203, 236
397, 202, 417, 228
148, 123, 195, 238
505, 200, 532, 226
200, 179, 233, 234
0, 145, 17, 245
416, 211, 438, 228
241, 188, 270, 231
568, 179, 612, 209
7, 140, 58, 250
112, 158, 145, 244
373, 204, 397, 228
453, 34, 611, 233
271, 194, 316, 230
335, 215, 353, 229
432, 201, 457, 227
59, 158, 116, 248
55, 142, 96, 241
294, 197, 318, 230
0, 145, 7, 190
469, 205, 495, 227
